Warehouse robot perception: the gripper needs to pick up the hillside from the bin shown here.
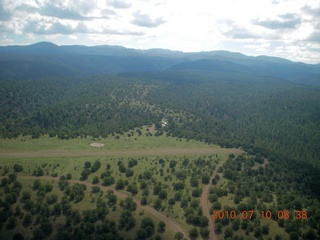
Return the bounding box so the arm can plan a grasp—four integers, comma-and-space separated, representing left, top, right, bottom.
1, 42, 320, 86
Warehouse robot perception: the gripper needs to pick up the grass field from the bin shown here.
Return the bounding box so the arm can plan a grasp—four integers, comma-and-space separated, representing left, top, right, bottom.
0, 126, 219, 153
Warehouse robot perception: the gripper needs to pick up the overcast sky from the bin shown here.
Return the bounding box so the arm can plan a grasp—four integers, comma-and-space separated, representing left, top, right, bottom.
0, 0, 319, 63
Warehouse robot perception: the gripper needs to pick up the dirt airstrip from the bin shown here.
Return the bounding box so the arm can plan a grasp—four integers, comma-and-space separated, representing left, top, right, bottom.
0, 147, 244, 158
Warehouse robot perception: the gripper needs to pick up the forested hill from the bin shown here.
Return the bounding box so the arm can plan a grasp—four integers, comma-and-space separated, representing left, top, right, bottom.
1, 42, 320, 86
1, 42, 320, 198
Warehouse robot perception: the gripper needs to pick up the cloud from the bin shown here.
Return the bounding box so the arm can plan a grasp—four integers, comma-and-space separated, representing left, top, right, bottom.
35, 1, 102, 20
0, 3, 11, 21
131, 11, 166, 28
252, 14, 301, 29
224, 27, 258, 39
302, 5, 320, 18
23, 20, 144, 36
219, 20, 258, 39
307, 31, 320, 42
107, 0, 132, 9
15, 4, 38, 14
39, 5, 92, 20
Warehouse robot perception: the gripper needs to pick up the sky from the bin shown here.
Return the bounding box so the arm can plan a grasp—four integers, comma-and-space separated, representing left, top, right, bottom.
0, 0, 320, 64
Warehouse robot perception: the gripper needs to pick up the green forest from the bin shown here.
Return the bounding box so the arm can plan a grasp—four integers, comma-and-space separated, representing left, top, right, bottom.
1, 70, 320, 239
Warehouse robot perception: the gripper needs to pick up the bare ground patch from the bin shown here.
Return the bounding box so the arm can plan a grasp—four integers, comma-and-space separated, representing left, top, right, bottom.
90, 143, 105, 148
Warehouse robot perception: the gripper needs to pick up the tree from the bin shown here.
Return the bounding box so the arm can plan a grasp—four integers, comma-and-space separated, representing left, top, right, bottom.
136, 229, 147, 239
103, 176, 115, 186
202, 175, 210, 184
190, 177, 199, 187
5, 192, 17, 204
125, 216, 136, 230
158, 221, 166, 232
199, 216, 209, 227
8, 173, 17, 182
123, 196, 136, 211
224, 227, 233, 238
141, 217, 155, 230
125, 169, 134, 177
168, 198, 175, 205
254, 226, 262, 238
84, 161, 91, 168
232, 218, 240, 231
189, 227, 198, 238
158, 190, 167, 199
52, 203, 62, 216
6, 216, 17, 230
116, 178, 125, 190
303, 229, 316, 239
32, 228, 45, 240
261, 224, 269, 235
92, 176, 100, 184
153, 185, 162, 195
107, 194, 117, 206
140, 196, 148, 206
1, 177, 8, 186
40, 218, 53, 236
174, 232, 184, 240
173, 182, 185, 191
145, 226, 154, 237
200, 228, 210, 238
80, 169, 90, 180
34, 167, 44, 177
12, 233, 24, 240
192, 188, 202, 197
13, 164, 23, 172
91, 186, 100, 193
214, 223, 222, 234
289, 232, 299, 240
174, 192, 182, 201
153, 198, 162, 211
46, 194, 58, 205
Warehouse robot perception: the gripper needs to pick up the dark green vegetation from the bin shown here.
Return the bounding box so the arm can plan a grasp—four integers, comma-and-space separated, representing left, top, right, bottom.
1, 42, 320, 239
212, 154, 320, 239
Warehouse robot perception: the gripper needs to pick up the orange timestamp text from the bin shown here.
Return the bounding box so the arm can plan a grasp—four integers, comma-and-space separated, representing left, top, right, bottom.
212, 210, 308, 220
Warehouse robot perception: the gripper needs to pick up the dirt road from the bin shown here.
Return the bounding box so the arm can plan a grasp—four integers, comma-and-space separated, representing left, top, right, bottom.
200, 156, 228, 240
201, 175, 219, 240
16, 175, 190, 240
0, 147, 244, 158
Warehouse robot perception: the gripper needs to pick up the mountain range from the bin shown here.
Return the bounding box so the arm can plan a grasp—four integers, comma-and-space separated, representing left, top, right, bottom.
0, 41, 319, 86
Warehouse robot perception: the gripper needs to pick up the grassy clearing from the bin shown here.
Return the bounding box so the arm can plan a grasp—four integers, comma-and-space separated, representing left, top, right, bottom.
0, 127, 217, 153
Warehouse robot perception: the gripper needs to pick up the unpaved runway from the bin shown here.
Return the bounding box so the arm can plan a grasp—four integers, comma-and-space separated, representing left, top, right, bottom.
0, 147, 244, 158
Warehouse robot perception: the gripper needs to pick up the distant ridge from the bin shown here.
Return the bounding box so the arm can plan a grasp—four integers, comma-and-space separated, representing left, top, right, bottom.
0, 42, 319, 86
